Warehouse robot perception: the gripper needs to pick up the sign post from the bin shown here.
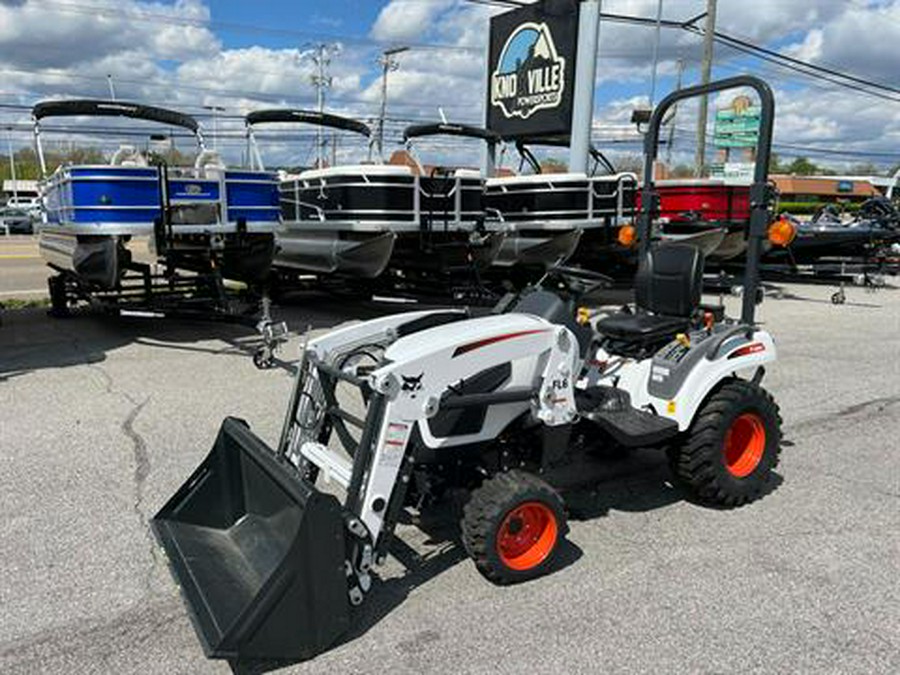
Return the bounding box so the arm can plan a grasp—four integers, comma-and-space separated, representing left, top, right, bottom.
569, 0, 600, 174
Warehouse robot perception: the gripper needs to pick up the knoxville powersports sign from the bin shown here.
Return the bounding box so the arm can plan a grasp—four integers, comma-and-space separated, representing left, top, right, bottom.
486, 0, 580, 139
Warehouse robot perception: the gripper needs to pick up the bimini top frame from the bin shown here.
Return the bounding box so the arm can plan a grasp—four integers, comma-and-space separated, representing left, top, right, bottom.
31, 99, 204, 175
511, 135, 617, 177
401, 122, 500, 177
245, 110, 373, 170
637, 75, 775, 325
403, 123, 500, 144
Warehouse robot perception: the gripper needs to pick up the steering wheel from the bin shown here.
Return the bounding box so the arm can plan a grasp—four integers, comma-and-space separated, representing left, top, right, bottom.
859, 197, 895, 221
545, 264, 614, 297
813, 203, 840, 223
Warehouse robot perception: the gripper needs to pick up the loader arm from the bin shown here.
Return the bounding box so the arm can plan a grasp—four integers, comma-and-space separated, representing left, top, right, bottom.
295, 313, 580, 557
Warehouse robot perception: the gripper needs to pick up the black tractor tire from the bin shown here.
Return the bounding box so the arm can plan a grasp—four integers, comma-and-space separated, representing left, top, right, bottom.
461, 470, 568, 585
668, 379, 782, 508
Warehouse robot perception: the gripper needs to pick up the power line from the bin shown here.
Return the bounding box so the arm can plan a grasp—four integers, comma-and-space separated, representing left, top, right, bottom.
31, 0, 482, 53
469, 2, 900, 103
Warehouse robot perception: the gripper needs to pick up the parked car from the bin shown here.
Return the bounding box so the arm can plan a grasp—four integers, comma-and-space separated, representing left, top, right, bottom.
5, 197, 41, 220
0, 208, 35, 235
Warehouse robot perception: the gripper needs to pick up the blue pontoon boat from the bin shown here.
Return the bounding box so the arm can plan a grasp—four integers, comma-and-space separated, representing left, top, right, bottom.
33, 100, 280, 290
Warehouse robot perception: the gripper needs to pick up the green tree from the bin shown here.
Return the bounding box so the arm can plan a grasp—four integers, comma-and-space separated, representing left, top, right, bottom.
785, 156, 821, 176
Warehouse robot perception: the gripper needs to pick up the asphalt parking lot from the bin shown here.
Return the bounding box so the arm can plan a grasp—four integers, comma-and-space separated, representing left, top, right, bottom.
1, 281, 898, 674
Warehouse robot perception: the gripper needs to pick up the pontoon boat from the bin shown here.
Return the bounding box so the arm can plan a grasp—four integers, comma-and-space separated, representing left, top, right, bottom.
246, 112, 503, 288
483, 138, 638, 268
34, 100, 280, 290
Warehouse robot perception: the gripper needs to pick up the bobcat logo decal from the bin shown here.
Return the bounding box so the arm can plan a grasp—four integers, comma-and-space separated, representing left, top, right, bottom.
401, 373, 424, 398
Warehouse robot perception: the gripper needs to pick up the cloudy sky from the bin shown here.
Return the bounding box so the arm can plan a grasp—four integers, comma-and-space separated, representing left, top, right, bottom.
0, 0, 897, 171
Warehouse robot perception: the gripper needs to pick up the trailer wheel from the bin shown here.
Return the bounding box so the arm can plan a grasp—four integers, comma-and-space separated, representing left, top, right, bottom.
668, 380, 781, 508
461, 470, 568, 585
252, 347, 275, 370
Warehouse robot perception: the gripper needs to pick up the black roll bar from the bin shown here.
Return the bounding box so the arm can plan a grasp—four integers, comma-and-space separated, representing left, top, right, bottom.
32, 99, 200, 133
637, 75, 775, 325
246, 109, 372, 137
402, 123, 500, 144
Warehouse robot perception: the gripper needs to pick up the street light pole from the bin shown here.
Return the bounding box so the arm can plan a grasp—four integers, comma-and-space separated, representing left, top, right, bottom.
376, 46, 408, 160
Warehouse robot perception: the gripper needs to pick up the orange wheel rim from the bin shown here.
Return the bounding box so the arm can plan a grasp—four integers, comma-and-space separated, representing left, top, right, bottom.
724, 412, 766, 478
496, 501, 558, 571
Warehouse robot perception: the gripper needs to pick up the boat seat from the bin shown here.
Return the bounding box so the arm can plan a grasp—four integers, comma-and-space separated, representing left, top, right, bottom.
597, 244, 704, 348
111, 145, 148, 167
195, 149, 226, 172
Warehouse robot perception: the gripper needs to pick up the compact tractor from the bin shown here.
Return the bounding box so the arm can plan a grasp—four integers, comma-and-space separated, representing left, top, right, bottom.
153, 76, 789, 666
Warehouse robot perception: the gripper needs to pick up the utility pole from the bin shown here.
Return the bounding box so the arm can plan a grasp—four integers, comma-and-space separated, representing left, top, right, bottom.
666, 57, 685, 166
203, 105, 225, 150
309, 43, 340, 168
376, 46, 409, 160
695, 0, 717, 176
7, 127, 18, 205
649, 0, 664, 107
331, 128, 338, 167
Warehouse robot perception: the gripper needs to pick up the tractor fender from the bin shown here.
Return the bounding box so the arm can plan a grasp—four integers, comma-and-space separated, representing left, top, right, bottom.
646, 330, 777, 430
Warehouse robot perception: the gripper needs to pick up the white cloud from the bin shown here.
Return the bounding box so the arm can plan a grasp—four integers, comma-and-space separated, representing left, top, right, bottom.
370, 0, 456, 42
1, 0, 896, 171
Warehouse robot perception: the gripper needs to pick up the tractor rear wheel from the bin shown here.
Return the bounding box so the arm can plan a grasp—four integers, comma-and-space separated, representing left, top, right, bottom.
668, 379, 781, 507
461, 470, 567, 585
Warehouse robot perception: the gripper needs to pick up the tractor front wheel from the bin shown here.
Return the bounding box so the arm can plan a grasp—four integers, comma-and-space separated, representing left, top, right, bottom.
668, 379, 782, 507
461, 470, 567, 585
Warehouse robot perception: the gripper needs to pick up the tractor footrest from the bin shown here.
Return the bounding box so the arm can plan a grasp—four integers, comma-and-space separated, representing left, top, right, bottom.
581, 408, 679, 447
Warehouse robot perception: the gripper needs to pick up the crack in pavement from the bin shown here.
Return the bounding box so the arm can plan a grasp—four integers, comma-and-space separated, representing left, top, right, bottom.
0, 595, 187, 671
836, 395, 900, 417
785, 395, 900, 435
121, 396, 160, 590
71, 337, 161, 593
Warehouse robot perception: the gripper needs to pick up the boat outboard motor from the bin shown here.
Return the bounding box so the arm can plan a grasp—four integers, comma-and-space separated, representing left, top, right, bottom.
151, 418, 352, 661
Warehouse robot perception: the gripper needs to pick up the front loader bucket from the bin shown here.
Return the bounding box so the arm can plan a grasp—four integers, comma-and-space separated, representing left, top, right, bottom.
152, 417, 351, 663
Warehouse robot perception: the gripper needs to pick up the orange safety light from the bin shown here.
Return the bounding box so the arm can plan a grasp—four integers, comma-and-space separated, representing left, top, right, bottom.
617, 223, 637, 248
767, 217, 797, 247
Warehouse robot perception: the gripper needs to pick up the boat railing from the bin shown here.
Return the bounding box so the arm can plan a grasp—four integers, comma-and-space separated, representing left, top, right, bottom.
484, 171, 638, 227
484, 207, 505, 225
279, 193, 327, 223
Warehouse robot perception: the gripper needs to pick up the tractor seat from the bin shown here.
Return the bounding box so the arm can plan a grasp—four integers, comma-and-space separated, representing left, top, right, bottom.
597, 244, 704, 347
597, 312, 690, 342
